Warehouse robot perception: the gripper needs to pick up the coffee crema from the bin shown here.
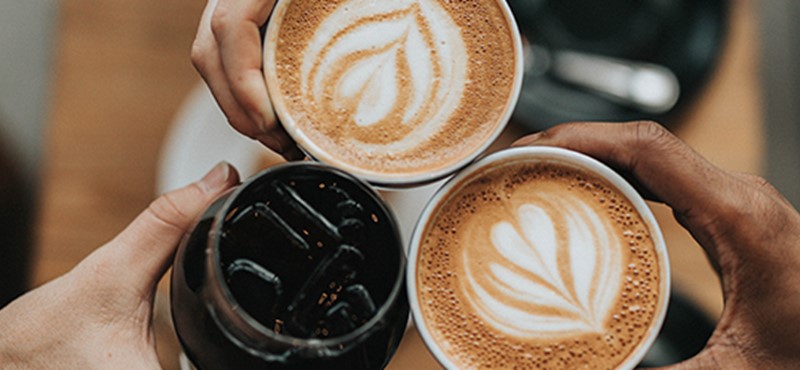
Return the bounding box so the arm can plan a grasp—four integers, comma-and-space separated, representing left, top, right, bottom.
264, 0, 520, 182
416, 160, 663, 369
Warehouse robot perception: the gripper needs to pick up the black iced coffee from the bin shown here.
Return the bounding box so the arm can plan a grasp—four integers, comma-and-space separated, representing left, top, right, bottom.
171, 163, 408, 370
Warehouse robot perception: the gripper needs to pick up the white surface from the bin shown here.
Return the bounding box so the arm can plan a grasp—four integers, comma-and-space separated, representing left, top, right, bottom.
378, 180, 444, 249
156, 85, 267, 194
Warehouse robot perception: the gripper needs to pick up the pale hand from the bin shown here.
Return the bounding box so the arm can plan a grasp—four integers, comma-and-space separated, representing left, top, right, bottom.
0, 163, 239, 369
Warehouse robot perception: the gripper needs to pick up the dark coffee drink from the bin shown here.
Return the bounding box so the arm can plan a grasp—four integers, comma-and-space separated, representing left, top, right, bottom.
172, 163, 408, 370
264, 0, 523, 186
410, 148, 669, 369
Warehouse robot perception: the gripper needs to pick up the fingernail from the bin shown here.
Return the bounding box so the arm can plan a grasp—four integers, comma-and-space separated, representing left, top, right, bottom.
525, 131, 544, 142
511, 131, 544, 147
199, 162, 233, 193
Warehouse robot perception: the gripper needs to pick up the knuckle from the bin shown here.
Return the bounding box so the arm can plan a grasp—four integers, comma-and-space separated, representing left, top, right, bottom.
732, 172, 785, 204
722, 198, 770, 242
710, 176, 776, 237
631, 120, 672, 147
209, 6, 233, 38
545, 121, 579, 137
227, 117, 259, 138
745, 174, 775, 192
262, 118, 282, 133
190, 42, 208, 71
146, 189, 197, 233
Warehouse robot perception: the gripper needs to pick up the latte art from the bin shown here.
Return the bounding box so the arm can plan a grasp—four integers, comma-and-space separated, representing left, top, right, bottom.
302, 0, 468, 151
463, 194, 623, 338
265, 0, 521, 183
415, 159, 666, 369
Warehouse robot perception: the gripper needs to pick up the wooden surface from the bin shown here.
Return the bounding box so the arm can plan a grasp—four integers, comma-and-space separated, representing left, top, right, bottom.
35, 0, 762, 368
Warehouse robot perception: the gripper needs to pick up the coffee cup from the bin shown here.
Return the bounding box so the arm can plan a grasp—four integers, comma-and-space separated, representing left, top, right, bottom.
171, 162, 409, 369
407, 146, 670, 369
263, 0, 524, 187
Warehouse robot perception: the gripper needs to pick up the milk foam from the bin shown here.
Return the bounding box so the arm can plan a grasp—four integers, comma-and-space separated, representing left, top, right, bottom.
462, 195, 623, 338
416, 161, 663, 369
268, 0, 519, 180
301, 0, 468, 155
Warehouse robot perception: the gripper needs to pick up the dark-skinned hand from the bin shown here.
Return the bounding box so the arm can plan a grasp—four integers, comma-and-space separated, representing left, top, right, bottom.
514, 121, 800, 369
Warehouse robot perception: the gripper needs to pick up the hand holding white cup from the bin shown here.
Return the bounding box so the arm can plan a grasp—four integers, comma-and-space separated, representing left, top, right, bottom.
407, 145, 670, 369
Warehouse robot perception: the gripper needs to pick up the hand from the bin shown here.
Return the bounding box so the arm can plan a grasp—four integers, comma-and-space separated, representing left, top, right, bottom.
0, 163, 239, 369
191, 0, 303, 160
514, 121, 800, 369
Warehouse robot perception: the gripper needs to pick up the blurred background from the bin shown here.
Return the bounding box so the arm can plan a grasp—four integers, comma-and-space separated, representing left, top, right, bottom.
0, 0, 798, 368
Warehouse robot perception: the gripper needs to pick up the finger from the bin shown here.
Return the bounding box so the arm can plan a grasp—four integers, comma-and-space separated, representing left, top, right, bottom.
105, 162, 239, 293
730, 171, 794, 208
211, 0, 278, 132
256, 132, 305, 160
194, 0, 299, 158
512, 121, 747, 249
197, 44, 299, 158
513, 121, 732, 214
280, 144, 307, 161
192, 0, 263, 138
194, 40, 299, 157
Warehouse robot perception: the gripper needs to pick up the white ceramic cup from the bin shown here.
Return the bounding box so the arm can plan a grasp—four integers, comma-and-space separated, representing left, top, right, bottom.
407, 146, 671, 369
262, 0, 524, 188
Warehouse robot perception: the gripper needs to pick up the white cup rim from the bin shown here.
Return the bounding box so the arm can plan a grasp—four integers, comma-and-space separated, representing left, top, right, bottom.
262, 0, 525, 187
406, 146, 671, 370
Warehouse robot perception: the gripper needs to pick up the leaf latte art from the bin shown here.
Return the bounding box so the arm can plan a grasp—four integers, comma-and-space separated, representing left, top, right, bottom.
302, 0, 467, 151
462, 196, 623, 338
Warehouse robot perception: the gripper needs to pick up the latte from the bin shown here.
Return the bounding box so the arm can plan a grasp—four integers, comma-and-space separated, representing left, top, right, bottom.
409, 148, 669, 369
264, 0, 523, 186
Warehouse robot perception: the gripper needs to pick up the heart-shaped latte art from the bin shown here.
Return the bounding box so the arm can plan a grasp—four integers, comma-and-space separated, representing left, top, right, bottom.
462, 193, 624, 338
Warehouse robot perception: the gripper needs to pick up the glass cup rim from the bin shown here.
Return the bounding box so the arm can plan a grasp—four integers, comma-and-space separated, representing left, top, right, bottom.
406, 146, 672, 369
205, 161, 407, 351
262, 0, 526, 187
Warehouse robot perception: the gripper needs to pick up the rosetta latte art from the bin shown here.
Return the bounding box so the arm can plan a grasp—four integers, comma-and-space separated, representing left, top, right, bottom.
301, 0, 468, 153
462, 194, 624, 338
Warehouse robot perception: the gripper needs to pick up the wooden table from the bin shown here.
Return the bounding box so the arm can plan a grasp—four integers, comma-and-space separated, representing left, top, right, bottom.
35, 0, 762, 368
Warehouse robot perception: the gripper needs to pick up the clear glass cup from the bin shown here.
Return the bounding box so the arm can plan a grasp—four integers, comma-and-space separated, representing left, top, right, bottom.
171, 162, 408, 370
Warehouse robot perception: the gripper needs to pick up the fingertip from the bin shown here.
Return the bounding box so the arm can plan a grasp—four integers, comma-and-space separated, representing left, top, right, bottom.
198, 162, 240, 194
256, 134, 283, 153
255, 131, 301, 159
283, 146, 306, 161
511, 131, 545, 147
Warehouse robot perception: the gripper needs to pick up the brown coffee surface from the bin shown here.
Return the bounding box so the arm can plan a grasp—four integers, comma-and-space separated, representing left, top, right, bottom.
269, 0, 518, 178
416, 160, 663, 369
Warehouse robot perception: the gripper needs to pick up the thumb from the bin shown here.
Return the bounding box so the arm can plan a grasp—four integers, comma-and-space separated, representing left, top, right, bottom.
104, 162, 239, 293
